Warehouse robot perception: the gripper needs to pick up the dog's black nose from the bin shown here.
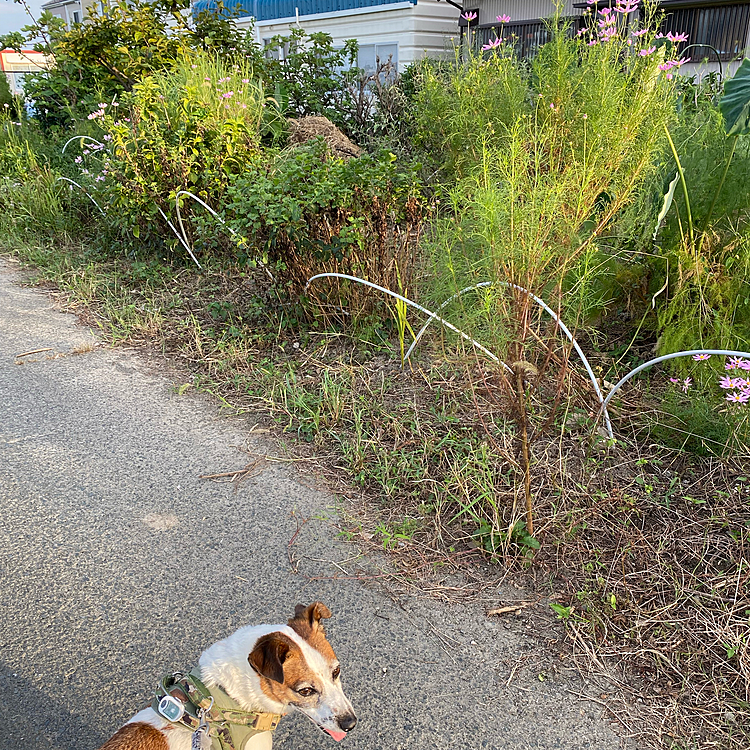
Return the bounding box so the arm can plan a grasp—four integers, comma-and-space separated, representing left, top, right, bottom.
338, 713, 357, 732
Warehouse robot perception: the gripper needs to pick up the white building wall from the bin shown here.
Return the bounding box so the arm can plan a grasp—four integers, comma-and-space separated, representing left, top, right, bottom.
41, 0, 83, 27
237, 0, 460, 70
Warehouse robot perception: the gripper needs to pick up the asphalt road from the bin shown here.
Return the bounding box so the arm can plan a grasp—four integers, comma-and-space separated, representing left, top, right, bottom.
0, 257, 628, 750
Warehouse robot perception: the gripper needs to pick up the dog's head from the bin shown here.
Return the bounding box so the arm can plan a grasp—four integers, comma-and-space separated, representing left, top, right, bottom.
248, 602, 357, 742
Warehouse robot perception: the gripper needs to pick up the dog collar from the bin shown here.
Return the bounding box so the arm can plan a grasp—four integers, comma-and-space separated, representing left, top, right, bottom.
152, 668, 282, 749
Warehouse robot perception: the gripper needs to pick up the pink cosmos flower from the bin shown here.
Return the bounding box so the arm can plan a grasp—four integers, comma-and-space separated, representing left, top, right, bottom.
222, 91, 234, 99
639, 46, 656, 56
496, 14, 511, 22
632, 29, 649, 37
726, 391, 749, 404
482, 37, 504, 50
670, 377, 680, 384
461, 11, 477, 21
682, 377, 692, 393
719, 375, 736, 389
614, 0, 638, 13
666, 31, 688, 43
693, 353, 711, 360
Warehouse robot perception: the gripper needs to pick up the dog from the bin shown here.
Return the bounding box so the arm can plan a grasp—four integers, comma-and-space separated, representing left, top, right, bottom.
99, 602, 356, 750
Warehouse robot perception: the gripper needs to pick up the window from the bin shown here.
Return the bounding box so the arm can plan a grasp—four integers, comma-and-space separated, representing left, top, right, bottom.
263, 38, 281, 60
357, 43, 398, 74
660, 4, 750, 61
72, 10, 81, 23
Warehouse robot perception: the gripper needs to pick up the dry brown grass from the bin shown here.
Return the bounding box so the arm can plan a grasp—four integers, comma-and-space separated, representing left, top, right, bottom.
12, 250, 749, 750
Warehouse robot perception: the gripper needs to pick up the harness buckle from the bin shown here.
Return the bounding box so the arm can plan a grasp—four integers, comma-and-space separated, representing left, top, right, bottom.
158, 694, 186, 723
253, 713, 280, 732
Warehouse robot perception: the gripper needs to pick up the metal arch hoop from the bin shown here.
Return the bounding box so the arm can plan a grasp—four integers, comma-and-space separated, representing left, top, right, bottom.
598, 349, 750, 421
404, 281, 614, 439
61, 135, 105, 154
305, 273, 513, 373
174, 190, 274, 281
55, 177, 106, 216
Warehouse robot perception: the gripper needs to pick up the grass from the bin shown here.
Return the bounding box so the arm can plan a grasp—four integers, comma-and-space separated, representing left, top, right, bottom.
2, 236, 748, 749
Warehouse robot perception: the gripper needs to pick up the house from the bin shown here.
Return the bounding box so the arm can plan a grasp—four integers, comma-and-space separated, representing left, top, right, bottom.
193, 0, 462, 72
0, 50, 53, 96
461, 0, 750, 76
41, 0, 84, 28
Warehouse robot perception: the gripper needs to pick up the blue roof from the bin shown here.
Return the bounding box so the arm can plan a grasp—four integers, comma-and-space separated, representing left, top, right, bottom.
193, 0, 415, 21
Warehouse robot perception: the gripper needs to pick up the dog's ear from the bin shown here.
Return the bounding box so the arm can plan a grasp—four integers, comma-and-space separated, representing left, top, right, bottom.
248, 632, 294, 684
290, 601, 331, 632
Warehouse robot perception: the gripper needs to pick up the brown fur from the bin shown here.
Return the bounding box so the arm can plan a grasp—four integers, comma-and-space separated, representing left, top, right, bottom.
288, 602, 336, 662
248, 602, 339, 704
249, 632, 319, 703
98, 722, 169, 750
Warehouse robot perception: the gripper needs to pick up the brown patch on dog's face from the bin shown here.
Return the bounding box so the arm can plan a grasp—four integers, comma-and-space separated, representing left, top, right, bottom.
249, 603, 356, 739
288, 601, 337, 663
248, 631, 322, 705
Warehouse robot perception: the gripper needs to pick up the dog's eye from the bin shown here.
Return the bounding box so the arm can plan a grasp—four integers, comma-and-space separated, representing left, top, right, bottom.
332, 666, 340, 680
296, 687, 316, 697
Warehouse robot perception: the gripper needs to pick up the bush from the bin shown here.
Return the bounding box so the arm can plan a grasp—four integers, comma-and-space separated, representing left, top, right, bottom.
416, 16, 677, 358
225, 139, 424, 316
0, 73, 13, 109
63, 54, 266, 253
3, 0, 260, 130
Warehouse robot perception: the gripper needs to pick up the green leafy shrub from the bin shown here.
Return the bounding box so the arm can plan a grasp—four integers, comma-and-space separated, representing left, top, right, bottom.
4, 0, 260, 130
417, 17, 677, 356
75, 54, 265, 251
653, 74, 750, 353
261, 29, 358, 128
0, 72, 13, 109
225, 139, 424, 316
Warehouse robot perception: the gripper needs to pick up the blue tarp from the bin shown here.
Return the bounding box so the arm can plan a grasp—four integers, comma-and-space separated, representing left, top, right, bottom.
192, 0, 415, 21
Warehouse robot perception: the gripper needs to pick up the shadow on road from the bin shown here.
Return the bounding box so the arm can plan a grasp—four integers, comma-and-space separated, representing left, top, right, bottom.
0, 663, 105, 750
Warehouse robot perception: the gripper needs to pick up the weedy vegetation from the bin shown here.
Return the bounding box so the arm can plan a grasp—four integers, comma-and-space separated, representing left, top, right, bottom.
2, 0, 750, 747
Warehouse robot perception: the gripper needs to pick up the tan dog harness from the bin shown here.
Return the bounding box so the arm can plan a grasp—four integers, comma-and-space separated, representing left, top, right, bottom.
152, 668, 282, 750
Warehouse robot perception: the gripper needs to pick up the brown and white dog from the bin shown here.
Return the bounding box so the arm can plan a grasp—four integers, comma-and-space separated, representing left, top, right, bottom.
99, 602, 357, 750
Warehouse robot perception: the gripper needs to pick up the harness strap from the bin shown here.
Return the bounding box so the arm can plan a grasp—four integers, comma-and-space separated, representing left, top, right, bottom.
152, 669, 282, 750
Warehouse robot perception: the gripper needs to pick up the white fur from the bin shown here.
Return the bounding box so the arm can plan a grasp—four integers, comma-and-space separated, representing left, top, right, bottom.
118, 622, 354, 749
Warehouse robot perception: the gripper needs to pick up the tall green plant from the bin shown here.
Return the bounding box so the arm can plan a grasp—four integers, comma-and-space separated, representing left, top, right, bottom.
655, 61, 750, 353
421, 16, 677, 353
86, 54, 265, 251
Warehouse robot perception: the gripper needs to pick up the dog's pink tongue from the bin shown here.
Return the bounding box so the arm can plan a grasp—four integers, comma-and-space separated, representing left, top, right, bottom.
324, 729, 348, 742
